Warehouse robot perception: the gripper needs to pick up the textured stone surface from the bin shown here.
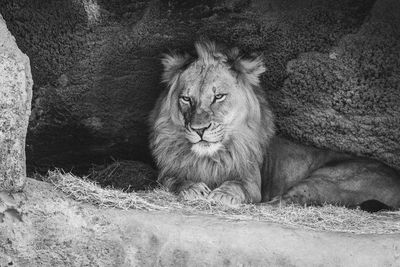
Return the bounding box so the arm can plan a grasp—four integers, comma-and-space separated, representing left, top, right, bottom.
0, 178, 399, 266
0, 15, 32, 191
0, 0, 376, 174
273, 0, 400, 169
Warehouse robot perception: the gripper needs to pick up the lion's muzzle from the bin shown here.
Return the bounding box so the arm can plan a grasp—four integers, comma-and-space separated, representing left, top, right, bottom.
185, 122, 225, 145
190, 123, 212, 138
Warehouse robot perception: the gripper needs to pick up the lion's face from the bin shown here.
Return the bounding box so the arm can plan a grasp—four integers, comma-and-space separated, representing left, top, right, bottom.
154, 41, 270, 159
176, 62, 247, 156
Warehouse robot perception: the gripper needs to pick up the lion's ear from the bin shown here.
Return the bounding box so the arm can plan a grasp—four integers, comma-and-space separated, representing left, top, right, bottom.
161, 53, 191, 85
233, 56, 266, 86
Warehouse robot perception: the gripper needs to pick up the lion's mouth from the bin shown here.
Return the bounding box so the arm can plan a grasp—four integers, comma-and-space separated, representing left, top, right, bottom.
196, 140, 218, 146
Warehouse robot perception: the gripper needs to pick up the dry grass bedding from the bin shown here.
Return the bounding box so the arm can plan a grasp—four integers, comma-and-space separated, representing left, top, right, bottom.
45, 170, 400, 235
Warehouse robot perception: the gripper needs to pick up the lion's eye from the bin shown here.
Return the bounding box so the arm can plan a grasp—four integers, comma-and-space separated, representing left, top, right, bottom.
214, 94, 226, 102
180, 96, 191, 104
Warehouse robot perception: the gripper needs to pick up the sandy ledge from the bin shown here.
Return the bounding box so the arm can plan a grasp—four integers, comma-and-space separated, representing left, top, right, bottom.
0, 178, 399, 266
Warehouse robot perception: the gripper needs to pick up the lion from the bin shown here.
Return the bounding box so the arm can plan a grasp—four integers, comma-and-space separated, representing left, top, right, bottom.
149, 41, 400, 210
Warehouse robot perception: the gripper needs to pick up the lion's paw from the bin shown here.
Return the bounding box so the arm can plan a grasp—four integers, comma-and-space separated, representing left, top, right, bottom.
179, 182, 211, 201
208, 189, 242, 207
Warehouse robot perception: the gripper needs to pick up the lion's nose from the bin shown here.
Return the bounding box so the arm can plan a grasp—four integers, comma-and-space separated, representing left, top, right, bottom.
190, 123, 211, 138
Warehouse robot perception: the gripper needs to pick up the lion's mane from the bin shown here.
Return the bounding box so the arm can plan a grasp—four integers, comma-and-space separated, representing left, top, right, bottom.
149, 41, 275, 191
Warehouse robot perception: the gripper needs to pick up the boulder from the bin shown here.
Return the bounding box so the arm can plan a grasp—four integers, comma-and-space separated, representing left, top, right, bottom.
273, 0, 400, 169
0, 178, 399, 266
0, 15, 32, 191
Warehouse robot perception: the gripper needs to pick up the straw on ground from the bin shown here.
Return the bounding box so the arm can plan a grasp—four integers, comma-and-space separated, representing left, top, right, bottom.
45, 170, 400, 235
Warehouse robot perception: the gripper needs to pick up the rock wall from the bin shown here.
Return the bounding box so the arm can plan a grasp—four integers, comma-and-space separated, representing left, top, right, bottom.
0, 15, 32, 191
0, 0, 380, 174
273, 0, 400, 169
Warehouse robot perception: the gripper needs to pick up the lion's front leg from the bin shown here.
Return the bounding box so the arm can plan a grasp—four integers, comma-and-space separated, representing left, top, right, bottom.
159, 176, 211, 201
208, 175, 262, 206
179, 182, 211, 201
208, 181, 246, 206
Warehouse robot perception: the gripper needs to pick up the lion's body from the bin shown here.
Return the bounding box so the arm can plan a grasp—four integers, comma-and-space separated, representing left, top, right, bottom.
149, 41, 400, 209
263, 137, 400, 208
